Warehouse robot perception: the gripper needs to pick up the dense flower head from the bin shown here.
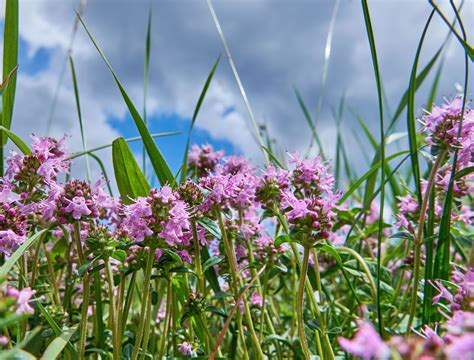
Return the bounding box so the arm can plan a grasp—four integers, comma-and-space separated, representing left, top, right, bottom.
289, 153, 335, 195
254, 233, 289, 260
6, 135, 70, 189
0, 202, 27, 255
256, 165, 290, 209
217, 155, 254, 176
188, 143, 224, 177
421, 96, 473, 165
121, 186, 191, 251
53, 180, 100, 222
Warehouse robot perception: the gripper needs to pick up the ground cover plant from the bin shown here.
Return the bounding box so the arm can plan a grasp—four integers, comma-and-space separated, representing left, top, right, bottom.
0, 0, 473, 359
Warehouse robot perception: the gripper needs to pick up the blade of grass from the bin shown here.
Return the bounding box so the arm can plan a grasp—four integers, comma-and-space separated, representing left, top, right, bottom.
407, 9, 436, 205
112, 137, 151, 204
88, 152, 114, 196
180, 55, 221, 183
67, 131, 180, 160
142, 6, 152, 176
206, 0, 268, 163
78, 13, 176, 187
429, 0, 473, 61
338, 150, 409, 204
361, 0, 385, 336
1, 0, 18, 176
294, 87, 325, 160
425, 56, 446, 113
314, 0, 341, 126
69, 56, 91, 183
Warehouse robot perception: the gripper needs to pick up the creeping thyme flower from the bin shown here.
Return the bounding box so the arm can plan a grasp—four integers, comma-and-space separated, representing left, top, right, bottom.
178, 341, 193, 356
0, 203, 27, 255
121, 186, 191, 257
217, 155, 254, 176
338, 321, 390, 359
421, 97, 473, 165
6, 135, 70, 190
7, 287, 36, 314
188, 143, 224, 177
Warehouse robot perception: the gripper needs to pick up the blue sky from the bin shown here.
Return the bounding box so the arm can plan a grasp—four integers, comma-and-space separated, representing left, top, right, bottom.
4, 0, 472, 190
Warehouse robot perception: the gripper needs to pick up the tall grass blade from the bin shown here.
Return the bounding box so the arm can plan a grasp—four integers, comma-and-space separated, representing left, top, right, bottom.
88, 152, 114, 196
314, 0, 341, 125
67, 131, 180, 159
361, 0, 385, 336
142, 6, 152, 176
69, 56, 91, 183
112, 137, 151, 204
46, 0, 87, 134
429, 0, 473, 61
78, 13, 176, 187
206, 0, 268, 163
407, 10, 435, 205
180, 55, 221, 183
294, 87, 325, 159
1, 0, 18, 176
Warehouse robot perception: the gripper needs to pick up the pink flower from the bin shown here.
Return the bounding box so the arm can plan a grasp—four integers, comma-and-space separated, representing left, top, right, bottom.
178, 341, 193, 356
8, 287, 36, 314
445, 334, 474, 360
65, 196, 92, 220
0, 230, 25, 256
338, 321, 390, 360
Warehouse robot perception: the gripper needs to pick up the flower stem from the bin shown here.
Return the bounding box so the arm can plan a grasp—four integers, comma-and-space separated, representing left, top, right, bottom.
105, 258, 119, 360
158, 279, 172, 360
406, 150, 447, 334
297, 246, 311, 360
216, 210, 264, 359
131, 247, 155, 360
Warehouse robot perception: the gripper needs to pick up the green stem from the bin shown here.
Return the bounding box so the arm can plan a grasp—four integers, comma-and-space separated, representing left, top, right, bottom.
131, 247, 155, 360
105, 258, 119, 360
406, 150, 447, 334
297, 246, 311, 360
216, 210, 264, 359
73, 222, 90, 359
158, 279, 172, 360
259, 263, 270, 342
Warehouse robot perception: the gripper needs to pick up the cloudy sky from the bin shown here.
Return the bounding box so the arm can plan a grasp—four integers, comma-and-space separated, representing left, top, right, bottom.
1, 0, 472, 189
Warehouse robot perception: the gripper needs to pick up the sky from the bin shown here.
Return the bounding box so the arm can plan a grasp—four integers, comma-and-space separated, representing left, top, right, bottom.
1, 0, 472, 190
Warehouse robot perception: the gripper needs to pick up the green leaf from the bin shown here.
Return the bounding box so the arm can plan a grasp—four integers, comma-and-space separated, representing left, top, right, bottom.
454, 166, 474, 180
111, 249, 127, 263
42, 326, 78, 360
112, 137, 150, 204
78, 14, 176, 187
0, 126, 32, 154
274, 234, 294, 247
169, 266, 197, 276
0, 313, 28, 330
197, 217, 221, 240
316, 243, 343, 266
1, 0, 18, 146
180, 55, 221, 183
0, 229, 48, 277
163, 249, 182, 263
202, 255, 225, 273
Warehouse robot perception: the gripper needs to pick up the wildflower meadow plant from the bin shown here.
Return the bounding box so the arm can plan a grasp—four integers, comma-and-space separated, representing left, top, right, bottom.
0, 1, 472, 359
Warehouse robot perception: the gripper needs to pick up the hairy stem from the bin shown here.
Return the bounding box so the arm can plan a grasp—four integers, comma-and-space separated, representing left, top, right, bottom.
297, 246, 311, 360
